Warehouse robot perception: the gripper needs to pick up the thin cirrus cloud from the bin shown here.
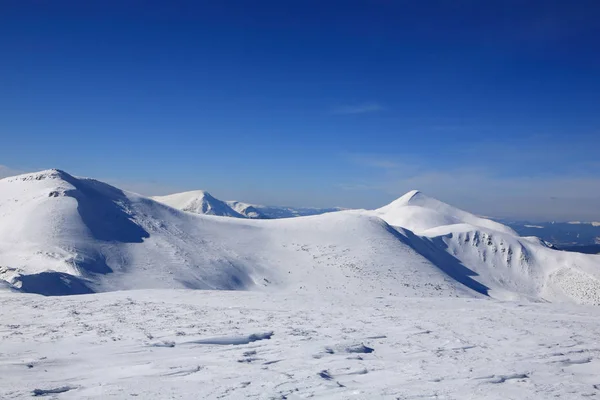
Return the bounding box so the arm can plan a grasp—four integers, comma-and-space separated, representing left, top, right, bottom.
332, 103, 384, 115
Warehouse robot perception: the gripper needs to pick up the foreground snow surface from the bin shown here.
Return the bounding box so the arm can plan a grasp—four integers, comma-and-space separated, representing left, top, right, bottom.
1, 290, 599, 399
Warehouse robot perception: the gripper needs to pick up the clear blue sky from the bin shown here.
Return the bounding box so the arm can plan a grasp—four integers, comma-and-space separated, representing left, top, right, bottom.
1, 1, 599, 220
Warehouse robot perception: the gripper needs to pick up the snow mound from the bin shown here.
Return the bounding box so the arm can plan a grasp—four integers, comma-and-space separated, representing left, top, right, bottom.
184, 331, 274, 345
153, 190, 244, 217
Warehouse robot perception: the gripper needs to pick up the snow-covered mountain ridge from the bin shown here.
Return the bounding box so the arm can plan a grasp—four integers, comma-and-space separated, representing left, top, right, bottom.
153, 190, 245, 218
1, 169, 599, 305
0, 170, 464, 299
153, 190, 344, 219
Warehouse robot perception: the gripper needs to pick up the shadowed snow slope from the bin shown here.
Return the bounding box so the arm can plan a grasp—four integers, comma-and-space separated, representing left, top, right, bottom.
1, 170, 599, 304
0, 170, 469, 298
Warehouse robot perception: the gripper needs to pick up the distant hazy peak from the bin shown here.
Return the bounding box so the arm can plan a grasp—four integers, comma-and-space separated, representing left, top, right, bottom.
153, 190, 245, 218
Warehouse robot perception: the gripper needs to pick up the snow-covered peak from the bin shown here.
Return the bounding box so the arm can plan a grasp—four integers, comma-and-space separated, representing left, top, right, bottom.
2, 168, 72, 183
385, 189, 422, 207
226, 200, 267, 219
375, 190, 516, 235
153, 190, 244, 218
155, 190, 343, 220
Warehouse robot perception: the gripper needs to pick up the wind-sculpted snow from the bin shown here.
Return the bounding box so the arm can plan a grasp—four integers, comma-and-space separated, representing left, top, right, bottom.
17, 272, 94, 296
391, 226, 491, 296
183, 331, 274, 345
1, 290, 600, 399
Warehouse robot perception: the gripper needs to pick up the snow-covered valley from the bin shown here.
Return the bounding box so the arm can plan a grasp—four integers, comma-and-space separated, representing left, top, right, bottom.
1, 169, 600, 399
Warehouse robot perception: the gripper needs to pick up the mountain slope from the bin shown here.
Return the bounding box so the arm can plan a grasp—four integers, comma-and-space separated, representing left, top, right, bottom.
372, 191, 600, 304
0, 170, 468, 298
375, 190, 515, 235
225, 200, 268, 219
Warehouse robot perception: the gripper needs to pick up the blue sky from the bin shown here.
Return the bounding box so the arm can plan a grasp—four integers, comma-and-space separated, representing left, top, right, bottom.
1, 1, 599, 220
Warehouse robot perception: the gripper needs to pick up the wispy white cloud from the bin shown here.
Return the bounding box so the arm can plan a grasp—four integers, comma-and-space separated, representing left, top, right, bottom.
332, 103, 384, 115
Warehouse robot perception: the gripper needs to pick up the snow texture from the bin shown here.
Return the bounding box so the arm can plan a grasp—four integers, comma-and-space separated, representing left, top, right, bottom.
1, 290, 600, 399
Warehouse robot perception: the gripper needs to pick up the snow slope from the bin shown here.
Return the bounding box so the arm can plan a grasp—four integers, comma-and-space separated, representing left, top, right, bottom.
1, 290, 600, 399
375, 190, 516, 235
152, 190, 244, 218
0, 170, 468, 298
372, 190, 600, 304
225, 200, 268, 219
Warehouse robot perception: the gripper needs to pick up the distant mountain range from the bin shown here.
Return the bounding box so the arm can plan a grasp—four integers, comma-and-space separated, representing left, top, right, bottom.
152, 188, 600, 253
499, 220, 600, 253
